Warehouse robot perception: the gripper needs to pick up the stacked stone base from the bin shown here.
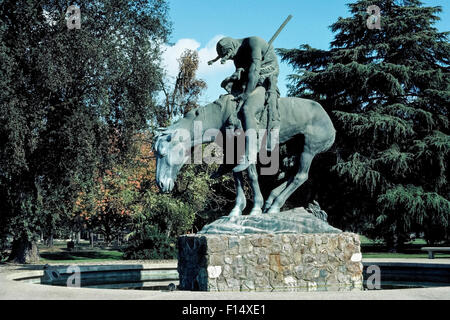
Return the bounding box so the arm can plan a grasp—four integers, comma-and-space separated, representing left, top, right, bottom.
177, 233, 363, 292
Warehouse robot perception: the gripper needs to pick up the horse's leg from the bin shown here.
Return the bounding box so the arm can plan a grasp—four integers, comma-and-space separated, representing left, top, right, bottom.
267, 148, 316, 214
247, 164, 264, 215
263, 181, 288, 213
228, 171, 246, 217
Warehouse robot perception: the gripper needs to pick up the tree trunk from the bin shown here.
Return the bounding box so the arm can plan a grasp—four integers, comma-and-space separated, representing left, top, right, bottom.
90, 232, 94, 248
8, 238, 40, 264
47, 233, 54, 248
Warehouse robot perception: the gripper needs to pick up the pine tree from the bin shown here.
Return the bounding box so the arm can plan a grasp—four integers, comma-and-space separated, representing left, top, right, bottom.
279, 0, 449, 248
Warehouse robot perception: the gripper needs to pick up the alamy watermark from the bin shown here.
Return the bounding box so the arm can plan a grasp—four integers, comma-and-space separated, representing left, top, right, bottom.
66, 5, 81, 30
351, 253, 381, 290
66, 265, 81, 287
365, 264, 381, 290
62, 5, 382, 31
366, 5, 381, 30
43, 265, 81, 288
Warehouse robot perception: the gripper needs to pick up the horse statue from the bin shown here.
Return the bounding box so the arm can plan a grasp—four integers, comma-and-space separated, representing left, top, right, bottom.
154, 93, 335, 217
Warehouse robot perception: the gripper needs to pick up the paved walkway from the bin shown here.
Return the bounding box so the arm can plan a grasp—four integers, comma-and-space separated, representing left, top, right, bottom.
1, 259, 449, 300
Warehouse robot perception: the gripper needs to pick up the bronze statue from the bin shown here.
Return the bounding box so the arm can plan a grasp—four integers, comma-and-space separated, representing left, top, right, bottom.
154, 16, 336, 219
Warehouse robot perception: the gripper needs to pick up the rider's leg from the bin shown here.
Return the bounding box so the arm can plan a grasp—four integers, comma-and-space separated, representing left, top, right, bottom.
266, 89, 280, 151
266, 80, 281, 151
233, 87, 266, 172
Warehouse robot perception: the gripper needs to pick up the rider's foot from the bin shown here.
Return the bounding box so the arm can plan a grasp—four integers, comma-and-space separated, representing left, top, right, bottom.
266, 126, 280, 151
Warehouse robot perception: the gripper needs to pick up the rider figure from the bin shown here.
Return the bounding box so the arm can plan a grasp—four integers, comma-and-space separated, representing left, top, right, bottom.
208, 36, 280, 172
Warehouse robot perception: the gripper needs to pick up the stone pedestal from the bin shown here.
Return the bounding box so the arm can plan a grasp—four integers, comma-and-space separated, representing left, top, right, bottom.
177, 233, 363, 292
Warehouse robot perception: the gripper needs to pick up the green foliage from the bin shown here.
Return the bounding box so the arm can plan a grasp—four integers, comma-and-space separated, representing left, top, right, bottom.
174, 162, 236, 232
332, 152, 382, 195
0, 0, 171, 254
279, 0, 449, 247
378, 185, 449, 224
133, 163, 230, 237
123, 225, 176, 260
0, 236, 9, 262
122, 159, 232, 261
141, 192, 196, 237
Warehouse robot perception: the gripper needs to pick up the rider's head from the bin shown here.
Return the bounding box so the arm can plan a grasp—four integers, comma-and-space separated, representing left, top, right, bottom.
216, 37, 238, 64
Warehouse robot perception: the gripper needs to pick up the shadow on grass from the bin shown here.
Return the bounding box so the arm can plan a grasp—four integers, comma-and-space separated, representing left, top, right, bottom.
39, 250, 123, 261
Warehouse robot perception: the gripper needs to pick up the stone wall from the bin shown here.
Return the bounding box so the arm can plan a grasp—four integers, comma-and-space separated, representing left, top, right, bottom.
177, 233, 363, 292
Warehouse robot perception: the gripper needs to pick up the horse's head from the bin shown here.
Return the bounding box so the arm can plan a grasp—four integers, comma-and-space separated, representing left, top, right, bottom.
153, 128, 191, 193
153, 98, 232, 192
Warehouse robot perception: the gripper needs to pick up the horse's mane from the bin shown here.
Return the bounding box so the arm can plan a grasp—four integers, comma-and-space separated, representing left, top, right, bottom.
153, 95, 231, 148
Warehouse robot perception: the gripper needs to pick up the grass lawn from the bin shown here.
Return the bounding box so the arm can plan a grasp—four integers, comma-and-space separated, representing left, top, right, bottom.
359, 235, 427, 246
362, 252, 450, 259
359, 234, 449, 259
36, 240, 124, 263
39, 250, 123, 263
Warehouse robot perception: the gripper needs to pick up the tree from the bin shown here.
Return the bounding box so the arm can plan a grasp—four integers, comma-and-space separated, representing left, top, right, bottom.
74, 131, 156, 244
157, 49, 207, 126
278, 0, 449, 249
0, 0, 171, 262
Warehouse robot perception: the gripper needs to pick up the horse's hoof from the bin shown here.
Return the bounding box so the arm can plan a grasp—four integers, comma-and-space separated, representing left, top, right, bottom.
228, 207, 242, 217
266, 207, 280, 214
249, 207, 262, 216
263, 201, 273, 212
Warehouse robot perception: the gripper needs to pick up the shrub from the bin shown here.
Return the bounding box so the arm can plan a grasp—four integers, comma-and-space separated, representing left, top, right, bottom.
0, 237, 11, 262
123, 225, 177, 260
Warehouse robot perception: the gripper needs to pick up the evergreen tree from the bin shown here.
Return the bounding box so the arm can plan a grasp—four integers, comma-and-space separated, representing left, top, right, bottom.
279, 0, 449, 248
0, 0, 171, 262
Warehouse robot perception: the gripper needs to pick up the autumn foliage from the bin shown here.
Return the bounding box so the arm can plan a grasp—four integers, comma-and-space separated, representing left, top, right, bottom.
73, 131, 157, 243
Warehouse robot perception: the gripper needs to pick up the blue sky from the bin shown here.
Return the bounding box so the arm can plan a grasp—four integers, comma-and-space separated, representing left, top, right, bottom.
161, 0, 449, 103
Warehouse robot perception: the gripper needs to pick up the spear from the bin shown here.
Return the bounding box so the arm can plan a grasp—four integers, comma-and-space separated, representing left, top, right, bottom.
263, 14, 293, 59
